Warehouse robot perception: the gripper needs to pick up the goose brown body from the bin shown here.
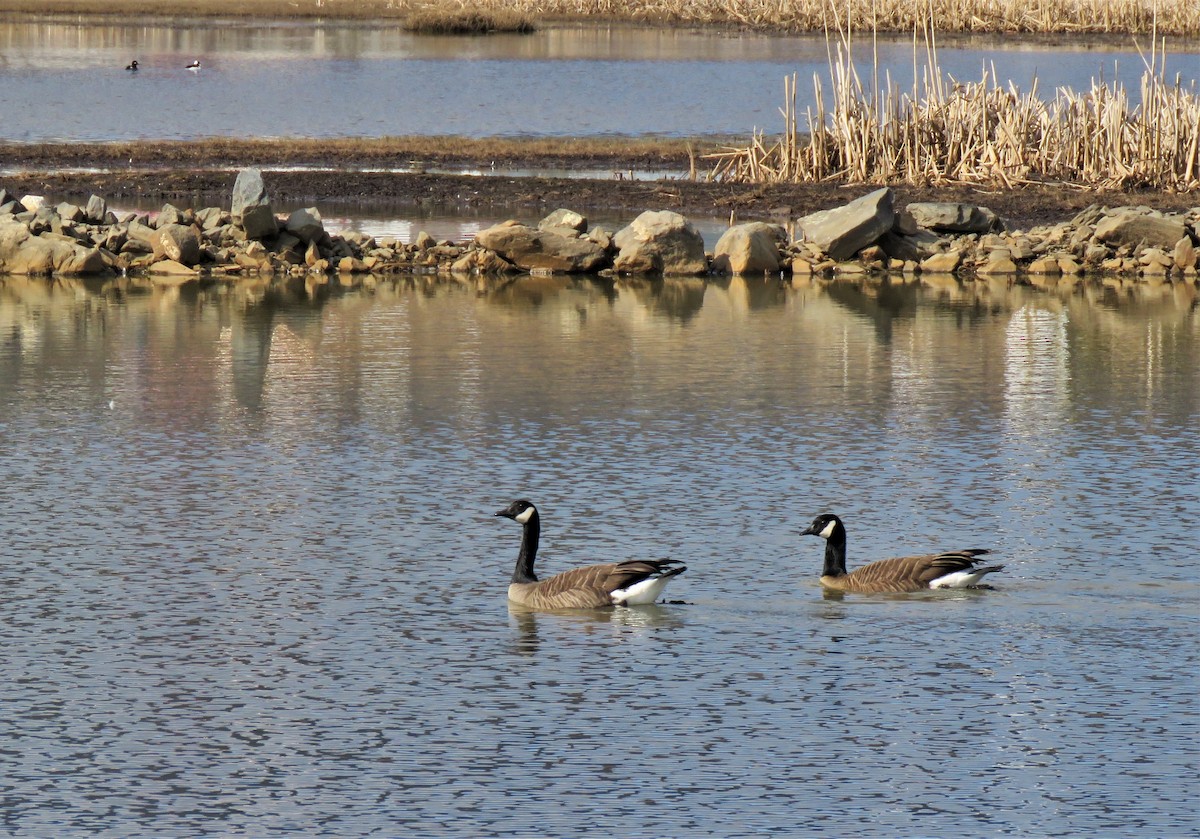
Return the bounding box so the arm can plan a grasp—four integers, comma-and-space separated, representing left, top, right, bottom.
819, 549, 996, 593
802, 513, 1003, 594
495, 499, 685, 611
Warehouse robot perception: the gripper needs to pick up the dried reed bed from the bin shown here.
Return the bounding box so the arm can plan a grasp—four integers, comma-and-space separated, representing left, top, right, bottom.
709, 35, 1200, 191
3, 0, 1198, 37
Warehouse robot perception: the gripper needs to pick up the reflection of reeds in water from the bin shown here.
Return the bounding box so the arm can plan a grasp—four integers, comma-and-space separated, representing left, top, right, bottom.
710, 16, 1200, 191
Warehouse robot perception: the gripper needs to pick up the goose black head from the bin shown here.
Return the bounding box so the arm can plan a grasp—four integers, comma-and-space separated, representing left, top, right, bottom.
495, 498, 539, 525
801, 513, 843, 540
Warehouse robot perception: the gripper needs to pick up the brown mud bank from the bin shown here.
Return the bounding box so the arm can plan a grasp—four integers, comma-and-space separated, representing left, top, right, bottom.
2, 139, 1197, 230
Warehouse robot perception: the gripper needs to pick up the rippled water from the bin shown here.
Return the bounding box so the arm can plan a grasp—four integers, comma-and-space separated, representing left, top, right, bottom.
1, 273, 1196, 836
0, 19, 1197, 141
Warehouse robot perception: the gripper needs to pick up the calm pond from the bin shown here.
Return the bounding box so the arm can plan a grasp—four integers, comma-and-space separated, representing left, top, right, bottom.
1, 273, 1197, 836
1, 19, 1198, 141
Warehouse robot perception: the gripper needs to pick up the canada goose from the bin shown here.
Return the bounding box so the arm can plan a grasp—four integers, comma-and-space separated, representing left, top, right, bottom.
186, 60, 201, 71
494, 499, 685, 610
125, 60, 139, 71
800, 513, 1004, 594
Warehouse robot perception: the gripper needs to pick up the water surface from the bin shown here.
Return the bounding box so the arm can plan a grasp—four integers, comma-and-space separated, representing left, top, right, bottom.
1, 20, 1196, 141
1, 274, 1197, 836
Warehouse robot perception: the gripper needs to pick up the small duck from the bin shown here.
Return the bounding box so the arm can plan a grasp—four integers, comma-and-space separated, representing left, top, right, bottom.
186, 60, 201, 71
125, 60, 139, 71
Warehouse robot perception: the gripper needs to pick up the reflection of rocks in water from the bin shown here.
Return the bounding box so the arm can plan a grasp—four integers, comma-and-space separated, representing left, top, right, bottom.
710, 275, 789, 311
823, 277, 921, 342
619, 277, 706, 323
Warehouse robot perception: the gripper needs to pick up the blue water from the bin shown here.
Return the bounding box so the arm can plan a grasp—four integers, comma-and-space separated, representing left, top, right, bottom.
0, 20, 1196, 141
1, 273, 1197, 836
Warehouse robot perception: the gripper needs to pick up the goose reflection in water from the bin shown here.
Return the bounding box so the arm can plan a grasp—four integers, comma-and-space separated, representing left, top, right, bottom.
508, 604, 686, 657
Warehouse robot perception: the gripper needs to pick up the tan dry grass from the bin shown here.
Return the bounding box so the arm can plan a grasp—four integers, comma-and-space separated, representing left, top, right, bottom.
1, 0, 1196, 36
709, 24, 1200, 191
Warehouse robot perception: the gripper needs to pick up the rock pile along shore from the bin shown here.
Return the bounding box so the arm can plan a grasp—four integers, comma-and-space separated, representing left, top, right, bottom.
2, 169, 1198, 284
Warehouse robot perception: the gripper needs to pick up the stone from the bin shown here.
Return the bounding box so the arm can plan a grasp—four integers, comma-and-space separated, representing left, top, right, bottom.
538, 208, 588, 233
1094, 210, 1186, 250
20, 195, 45, 213
476, 220, 609, 273
152, 223, 202, 265
879, 229, 941, 262
84, 194, 108, 224
0, 219, 108, 275
230, 168, 278, 240
286, 207, 325, 243
906, 202, 1001, 233
613, 210, 707, 275
1173, 236, 1197, 270
798, 188, 894, 262
920, 250, 961, 273
1027, 256, 1062, 275
156, 204, 187, 228
711, 222, 786, 274
977, 249, 1018, 275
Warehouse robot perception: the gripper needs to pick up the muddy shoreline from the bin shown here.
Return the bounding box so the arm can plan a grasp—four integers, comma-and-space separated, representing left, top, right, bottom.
3, 141, 1198, 230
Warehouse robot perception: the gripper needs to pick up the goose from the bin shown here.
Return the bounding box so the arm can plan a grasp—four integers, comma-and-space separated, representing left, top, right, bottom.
800, 513, 1004, 594
186, 60, 201, 71
494, 499, 685, 610
125, 60, 139, 71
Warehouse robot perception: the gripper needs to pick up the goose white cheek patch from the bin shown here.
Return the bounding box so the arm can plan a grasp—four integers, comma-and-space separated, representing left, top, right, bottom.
818, 520, 837, 539
515, 507, 536, 524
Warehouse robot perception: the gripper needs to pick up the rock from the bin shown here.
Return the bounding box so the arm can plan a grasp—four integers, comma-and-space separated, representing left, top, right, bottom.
152, 223, 202, 265
920, 250, 961, 273
879, 228, 942, 262
613, 210, 707, 275
977, 249, 1018, 275
798, 187, 894, 262
338, 256, 369, 273
1027, 256, 1062, 275
0, 219, 108, 275
1094, 210, 1186, 250
476, 220, 608, 273
286, 207, 325, 243
55, 202, 85, 223
230, 168, 278, 240
539, 208, 588, 234
84, 194, 108, 224
906, 202, 1001, 233
711, 222, 786, 274
1173, 236, 1197, 270
148, 259, 200, 278
194, 207, 227, 231
20, 195, 45, 213
156, 204, 187, 228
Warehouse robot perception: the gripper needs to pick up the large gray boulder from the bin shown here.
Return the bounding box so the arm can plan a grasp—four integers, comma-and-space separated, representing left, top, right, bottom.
906, 202, 1001, 233
231, 168, 278, 240
711, 222, 787, 274
475, 220, 608, 273
798, 187, 894, 261
613, 210, 707, 275
1094, 209, 1187, 250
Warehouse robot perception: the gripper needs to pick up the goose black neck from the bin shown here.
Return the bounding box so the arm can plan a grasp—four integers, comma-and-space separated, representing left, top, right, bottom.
512, 514, 540, 584
822, 529, 848, 578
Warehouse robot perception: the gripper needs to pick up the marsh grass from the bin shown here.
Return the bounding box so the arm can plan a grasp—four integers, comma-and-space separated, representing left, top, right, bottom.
2, 0, 1196, 36
402, 8, 535, 35
709, 19, 1200, 190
